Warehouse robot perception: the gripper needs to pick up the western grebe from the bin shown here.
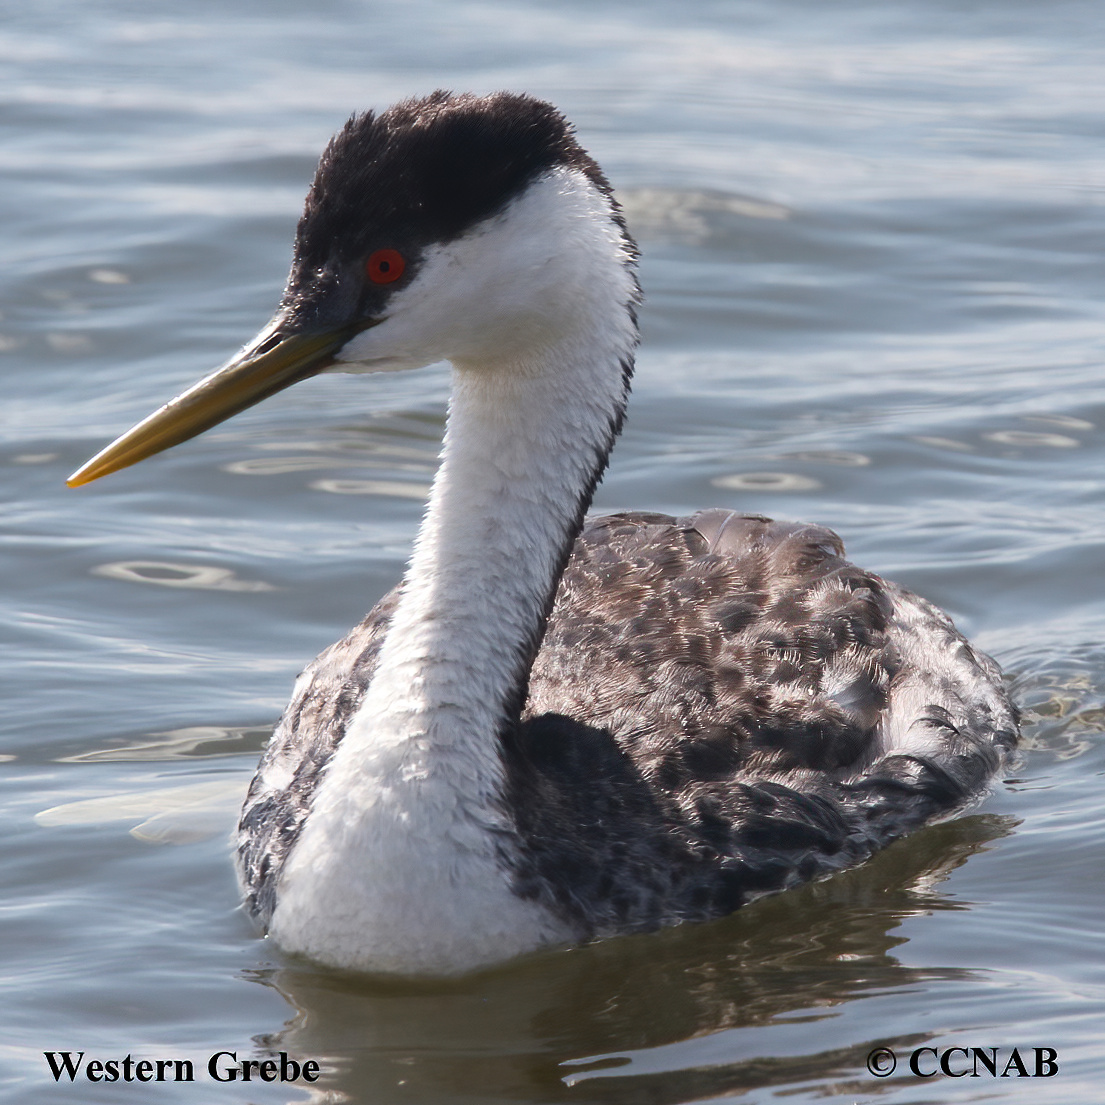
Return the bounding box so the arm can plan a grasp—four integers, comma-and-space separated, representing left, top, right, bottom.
69, 91, 1017, 975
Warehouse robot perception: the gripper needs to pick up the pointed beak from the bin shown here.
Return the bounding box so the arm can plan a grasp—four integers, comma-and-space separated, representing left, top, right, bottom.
67, 320, 369, 487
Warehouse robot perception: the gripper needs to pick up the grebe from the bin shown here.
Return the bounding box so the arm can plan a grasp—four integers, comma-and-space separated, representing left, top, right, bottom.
69, 92, 1017, 975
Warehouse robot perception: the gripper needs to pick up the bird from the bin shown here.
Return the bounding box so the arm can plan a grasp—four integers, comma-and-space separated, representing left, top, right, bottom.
68, 91, 1018, 976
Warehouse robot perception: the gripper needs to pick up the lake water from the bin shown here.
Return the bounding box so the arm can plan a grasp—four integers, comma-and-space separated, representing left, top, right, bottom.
4, 2, 1104, 1102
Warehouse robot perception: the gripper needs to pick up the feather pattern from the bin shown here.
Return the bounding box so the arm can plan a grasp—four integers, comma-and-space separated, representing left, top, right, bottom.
238, 508, 1016, 934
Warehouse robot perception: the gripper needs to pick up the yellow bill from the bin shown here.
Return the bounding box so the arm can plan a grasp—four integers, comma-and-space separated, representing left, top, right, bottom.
67, 323, 363, 488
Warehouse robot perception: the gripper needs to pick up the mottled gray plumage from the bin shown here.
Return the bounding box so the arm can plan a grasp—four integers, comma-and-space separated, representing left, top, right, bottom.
238, 508, 1017, 932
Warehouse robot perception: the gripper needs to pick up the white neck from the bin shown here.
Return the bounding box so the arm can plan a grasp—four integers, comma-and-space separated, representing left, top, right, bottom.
270, 200, 638, 972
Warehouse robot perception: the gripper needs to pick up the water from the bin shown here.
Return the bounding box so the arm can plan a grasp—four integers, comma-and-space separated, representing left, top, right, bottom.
4, 2, 1105, 1102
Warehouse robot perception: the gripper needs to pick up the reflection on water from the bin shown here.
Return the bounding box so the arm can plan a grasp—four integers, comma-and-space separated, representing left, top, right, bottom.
711, 471, 822, 492
309, 478, 431, 498
35, 776, 245, 845
92, 560, 276, 591
619, 188, 791, 245
59, 724, 273, 761
256, 817, 1013, 1103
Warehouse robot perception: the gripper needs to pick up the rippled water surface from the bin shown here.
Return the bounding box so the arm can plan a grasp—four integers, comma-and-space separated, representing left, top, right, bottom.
4, 2, 1105, 1102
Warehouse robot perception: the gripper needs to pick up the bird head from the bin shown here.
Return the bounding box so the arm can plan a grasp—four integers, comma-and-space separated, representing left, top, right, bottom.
68, 91, 635, 487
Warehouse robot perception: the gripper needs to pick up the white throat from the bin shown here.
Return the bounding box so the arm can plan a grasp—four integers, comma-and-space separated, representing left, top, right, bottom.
269, 173, 638, 973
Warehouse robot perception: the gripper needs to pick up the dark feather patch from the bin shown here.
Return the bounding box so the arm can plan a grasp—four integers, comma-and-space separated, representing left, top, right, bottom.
508, 510, 1015, 935
277, 92, 627, 334
237, 510, 1017, 936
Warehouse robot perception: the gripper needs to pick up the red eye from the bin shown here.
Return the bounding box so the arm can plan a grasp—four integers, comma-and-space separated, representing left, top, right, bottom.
366, 248, 405, 284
